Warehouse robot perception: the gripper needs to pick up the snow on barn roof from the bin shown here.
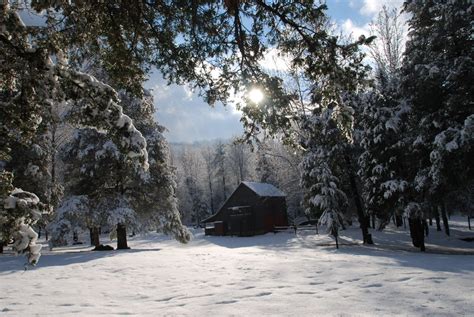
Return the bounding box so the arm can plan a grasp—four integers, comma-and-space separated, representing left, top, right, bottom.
242, 181, 286, 197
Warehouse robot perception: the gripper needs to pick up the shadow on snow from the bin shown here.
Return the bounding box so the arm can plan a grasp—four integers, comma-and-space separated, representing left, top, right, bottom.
0, 248, 161, 274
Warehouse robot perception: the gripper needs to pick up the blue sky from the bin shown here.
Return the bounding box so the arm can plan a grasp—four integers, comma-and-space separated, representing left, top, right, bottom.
148, 0, 405, 143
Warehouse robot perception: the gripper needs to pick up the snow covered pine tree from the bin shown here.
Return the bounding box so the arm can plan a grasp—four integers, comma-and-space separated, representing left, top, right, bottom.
1, 4, 148, 263
399, 0, 474, 248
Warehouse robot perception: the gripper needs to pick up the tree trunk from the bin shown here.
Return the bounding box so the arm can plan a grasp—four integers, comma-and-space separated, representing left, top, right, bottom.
440, 203, 450, 236
332, 227, 339, 249
90, 227, 100, 247
222, 170, 227, 201
424, 219, 429, 237
45, 229, 49, 241
395, 213, 403, 227
434, 208, 442, 231
117, 223, 129, 249
344, 155, 373, 244
377, 216, 390, 231
208, 173, 214, 213
337, 213, 346, 230
371, 214, 376, 229
89, 228, 93, 246
408, 217, 426, 251
0, 241, 3, 254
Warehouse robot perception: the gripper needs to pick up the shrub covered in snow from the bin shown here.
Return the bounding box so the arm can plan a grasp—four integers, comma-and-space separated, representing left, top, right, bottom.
0, 172, 48, 265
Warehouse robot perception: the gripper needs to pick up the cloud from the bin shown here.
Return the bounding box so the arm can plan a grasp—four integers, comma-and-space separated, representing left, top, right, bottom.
341, 19, 370, 39
146, 73, 243, 143
259, 48, 291, 72
359, 0, 405, 16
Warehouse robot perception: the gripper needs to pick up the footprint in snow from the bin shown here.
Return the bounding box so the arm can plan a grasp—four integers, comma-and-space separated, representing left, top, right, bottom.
216, 300, 238, 305
364, 273, 382, 277
347, 278, 361, 282
424, 277, 447, 281
295, 291, 315, 295
309, 282, 323, 286
363, 283, 383, 288
155, 296, 174, 302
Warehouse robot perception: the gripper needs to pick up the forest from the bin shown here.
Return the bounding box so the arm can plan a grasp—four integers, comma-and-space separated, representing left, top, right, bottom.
0, 0, 473, 267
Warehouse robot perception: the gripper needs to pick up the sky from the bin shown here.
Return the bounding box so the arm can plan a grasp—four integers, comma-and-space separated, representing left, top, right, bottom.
145, 0, 405, 143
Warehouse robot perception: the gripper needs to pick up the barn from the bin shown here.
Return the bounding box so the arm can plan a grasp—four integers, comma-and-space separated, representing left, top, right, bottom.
203, 181, 288, 236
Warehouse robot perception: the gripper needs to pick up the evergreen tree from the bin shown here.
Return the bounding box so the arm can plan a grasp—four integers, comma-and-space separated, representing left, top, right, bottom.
52, 127, 140, 249
400, 0, 474, 244
357, 76, 410, 230
0, 172, 47, 264
1, 5, 149, 260
301, 103, 351, 244
120, 90, 190, 242
49, 195, 92, 247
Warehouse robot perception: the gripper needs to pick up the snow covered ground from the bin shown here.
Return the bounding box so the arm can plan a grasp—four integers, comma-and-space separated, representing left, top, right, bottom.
1, 218, 473, 316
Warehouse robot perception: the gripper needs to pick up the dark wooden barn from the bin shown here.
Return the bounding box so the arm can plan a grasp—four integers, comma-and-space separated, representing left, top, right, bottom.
203, 181, 288, 236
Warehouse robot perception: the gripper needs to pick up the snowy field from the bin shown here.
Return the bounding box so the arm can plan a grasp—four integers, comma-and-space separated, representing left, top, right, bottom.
1, 218, 473, 316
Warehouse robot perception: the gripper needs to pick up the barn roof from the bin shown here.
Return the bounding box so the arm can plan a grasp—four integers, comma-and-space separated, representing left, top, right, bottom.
242, 181, 286, 197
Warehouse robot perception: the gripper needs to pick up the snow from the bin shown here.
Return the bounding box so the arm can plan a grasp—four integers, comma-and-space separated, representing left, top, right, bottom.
12, 224, 42, 264
242, 181, 286, 197
228, 206, 251, 211
1, 218, 473, 316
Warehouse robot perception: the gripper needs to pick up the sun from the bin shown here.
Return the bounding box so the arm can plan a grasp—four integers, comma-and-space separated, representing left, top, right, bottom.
248, 88, 264, 104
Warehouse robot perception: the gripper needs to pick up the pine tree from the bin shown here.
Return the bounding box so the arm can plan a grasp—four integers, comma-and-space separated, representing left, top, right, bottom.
400, 0, 474, 242
1, 5, 149, 260
52, 127, 140, 249
301, 104, 351, 245
6, 101, 67, 239
357, 76, 410, 230
120, 90, 190, 242
0, 172, 47, 264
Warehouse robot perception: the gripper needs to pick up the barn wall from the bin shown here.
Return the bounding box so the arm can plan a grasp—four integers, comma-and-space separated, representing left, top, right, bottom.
260, 197, 288, 231
205, 183, 289, 236
221, 185, 261, 236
